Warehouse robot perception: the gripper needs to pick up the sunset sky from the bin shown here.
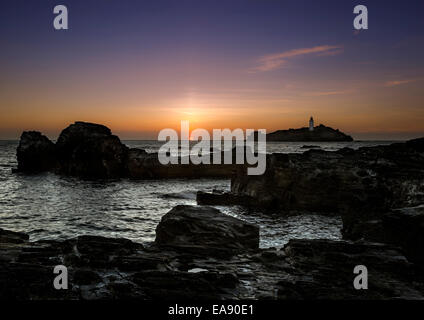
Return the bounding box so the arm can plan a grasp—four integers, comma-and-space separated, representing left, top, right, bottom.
1, 0, 423, 140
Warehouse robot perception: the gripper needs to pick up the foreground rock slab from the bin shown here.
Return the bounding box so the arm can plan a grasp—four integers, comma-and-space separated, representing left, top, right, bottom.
155, 205, 259, 251
1, 203, 424, 300
1, 230, 424, 300
278, 239, 424, 300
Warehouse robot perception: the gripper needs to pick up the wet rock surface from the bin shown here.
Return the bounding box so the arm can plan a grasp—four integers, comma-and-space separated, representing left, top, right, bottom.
1, 206, 424, 300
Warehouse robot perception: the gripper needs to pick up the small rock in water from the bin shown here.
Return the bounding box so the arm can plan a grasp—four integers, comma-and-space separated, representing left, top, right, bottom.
0, 228, 29, 244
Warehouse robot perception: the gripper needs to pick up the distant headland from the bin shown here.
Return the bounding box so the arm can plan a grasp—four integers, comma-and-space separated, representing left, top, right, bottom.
267, 117, 353, 142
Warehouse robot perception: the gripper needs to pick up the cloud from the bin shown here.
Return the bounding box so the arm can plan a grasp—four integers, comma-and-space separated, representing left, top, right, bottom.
250, 45, 343, 73
384, 79, 417, 87
306, 89, 355, 97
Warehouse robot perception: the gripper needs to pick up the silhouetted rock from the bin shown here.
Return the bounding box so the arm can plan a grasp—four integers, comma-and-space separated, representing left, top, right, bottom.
16, 131, 56, 173
267, 124, 353, 142
15, 121, 242, 179
196, 190, 255, 206
155, 205, 259, 251
55, 121, 129, 178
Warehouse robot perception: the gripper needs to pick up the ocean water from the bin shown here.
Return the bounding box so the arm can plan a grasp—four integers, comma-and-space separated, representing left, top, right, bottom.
0, 140, 396, 248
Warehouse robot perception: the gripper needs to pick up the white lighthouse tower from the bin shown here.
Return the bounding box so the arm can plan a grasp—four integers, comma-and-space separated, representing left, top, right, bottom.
309, 116, 314, 131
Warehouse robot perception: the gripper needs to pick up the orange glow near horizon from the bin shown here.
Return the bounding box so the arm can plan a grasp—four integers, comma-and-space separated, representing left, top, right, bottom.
1, 1, 424, 141
1, 42, 424, 140
2, 76, 424, 140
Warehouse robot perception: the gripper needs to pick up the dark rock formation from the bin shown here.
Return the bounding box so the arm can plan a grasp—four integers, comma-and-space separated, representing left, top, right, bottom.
267, 124, 353, 142
2, 224, 424, 300
243, 139, 422, 213
55, 122, 129, 179
16, 131, 56, 173
0, 228, 29, 244
198, 138, 424, 249
127, 151, 238, 179
338, 138, 424, 241
155, 205, 259, 251
15, 121, 239, 179
196, 190, 255, 206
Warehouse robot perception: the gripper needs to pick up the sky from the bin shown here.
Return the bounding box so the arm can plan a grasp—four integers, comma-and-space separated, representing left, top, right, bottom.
1, 0, 423, 140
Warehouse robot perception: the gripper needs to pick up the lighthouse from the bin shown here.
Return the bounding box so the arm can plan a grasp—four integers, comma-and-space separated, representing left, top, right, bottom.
309, 116, 314, 131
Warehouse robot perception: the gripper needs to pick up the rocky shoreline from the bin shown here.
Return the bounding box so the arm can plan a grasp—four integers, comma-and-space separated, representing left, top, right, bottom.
198, 138, 424, 266
2, 205, 424, 300
4, 121, 424, 300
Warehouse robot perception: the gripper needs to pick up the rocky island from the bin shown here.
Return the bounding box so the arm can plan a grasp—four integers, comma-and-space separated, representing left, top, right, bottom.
267, 117, 353, 142
267, 124, 353, 142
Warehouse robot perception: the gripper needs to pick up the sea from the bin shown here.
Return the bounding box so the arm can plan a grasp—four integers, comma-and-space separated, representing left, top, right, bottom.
0, 140, 397, 248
